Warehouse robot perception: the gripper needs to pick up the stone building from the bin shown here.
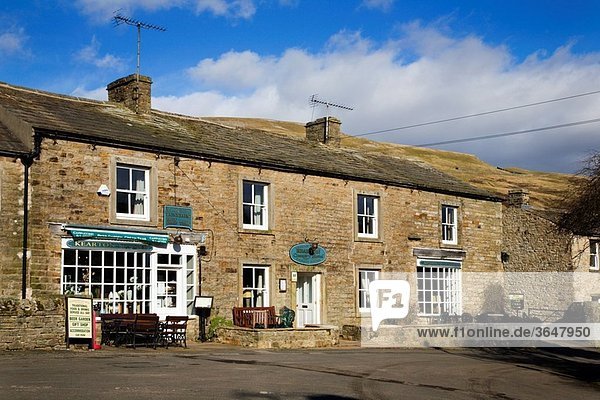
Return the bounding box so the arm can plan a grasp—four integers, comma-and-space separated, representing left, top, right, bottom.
0, 75, 505, 349
502, 189, 600, 320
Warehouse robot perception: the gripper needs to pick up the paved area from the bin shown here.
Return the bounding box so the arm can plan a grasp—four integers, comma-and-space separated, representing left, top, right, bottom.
0, 342, 598, 399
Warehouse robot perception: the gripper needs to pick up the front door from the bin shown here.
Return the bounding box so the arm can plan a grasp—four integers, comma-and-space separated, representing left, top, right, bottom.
296, 273, 320, 327
155, 253, 186, 319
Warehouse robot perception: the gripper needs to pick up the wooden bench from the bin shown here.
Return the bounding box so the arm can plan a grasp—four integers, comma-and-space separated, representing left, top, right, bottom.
100, 313, 159, 348
232, 306, 278, 329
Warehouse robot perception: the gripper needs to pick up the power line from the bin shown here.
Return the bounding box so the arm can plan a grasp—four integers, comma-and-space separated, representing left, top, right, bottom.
416, 117, 600, 147
348, 89, 600, 138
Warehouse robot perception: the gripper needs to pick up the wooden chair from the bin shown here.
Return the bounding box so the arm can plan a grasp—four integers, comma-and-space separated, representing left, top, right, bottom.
161, 316, 189, 348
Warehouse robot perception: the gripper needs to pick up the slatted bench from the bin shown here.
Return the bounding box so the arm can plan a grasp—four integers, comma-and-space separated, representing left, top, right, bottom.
232, 306, 278, 329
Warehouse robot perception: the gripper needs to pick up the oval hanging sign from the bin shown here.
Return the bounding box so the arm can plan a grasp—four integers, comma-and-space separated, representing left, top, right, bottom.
289, 243, 327, 266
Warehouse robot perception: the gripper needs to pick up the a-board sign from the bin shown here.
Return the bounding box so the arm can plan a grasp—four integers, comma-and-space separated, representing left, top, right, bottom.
508, 293, 525, 311
65, 296, 93, 342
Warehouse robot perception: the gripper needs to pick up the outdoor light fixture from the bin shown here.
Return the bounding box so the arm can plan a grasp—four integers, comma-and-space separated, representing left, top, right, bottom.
172, 233, 183, 244
309, 242, 319, 255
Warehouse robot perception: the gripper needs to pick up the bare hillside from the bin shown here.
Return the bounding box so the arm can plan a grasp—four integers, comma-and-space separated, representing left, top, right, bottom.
202, 117, 582, 209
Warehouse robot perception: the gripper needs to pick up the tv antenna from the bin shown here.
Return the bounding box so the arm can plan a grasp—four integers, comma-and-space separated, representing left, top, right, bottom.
309, 94, 353, 120
113, 12, 166, 80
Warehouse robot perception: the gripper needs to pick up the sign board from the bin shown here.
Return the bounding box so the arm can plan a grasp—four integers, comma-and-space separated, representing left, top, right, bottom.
163, 205, 193, 230
508, 293, 525, 310
194, 296, 213, 309
289, 243, 327, 266
65, 296, 93, 347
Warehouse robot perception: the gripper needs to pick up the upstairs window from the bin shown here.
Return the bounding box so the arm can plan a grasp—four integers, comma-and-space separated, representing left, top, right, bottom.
242, 181, 269, 230
357, 194, 379, 239
441, 205, 458, 245
591, 240, 599, 271
116, 164, 150, 220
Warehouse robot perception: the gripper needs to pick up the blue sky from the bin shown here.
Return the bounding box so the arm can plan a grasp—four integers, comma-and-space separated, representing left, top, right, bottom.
1, 0, 600, 173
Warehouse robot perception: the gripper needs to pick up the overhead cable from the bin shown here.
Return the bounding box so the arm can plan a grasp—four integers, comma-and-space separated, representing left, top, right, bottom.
349, 89, 600, 138
416, 117, 600, 147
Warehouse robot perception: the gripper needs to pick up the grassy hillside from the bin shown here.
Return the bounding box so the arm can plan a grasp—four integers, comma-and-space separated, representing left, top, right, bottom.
202, 117, 582, 210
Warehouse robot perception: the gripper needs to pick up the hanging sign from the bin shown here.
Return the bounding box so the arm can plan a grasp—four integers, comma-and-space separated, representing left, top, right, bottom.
289, 242, 327, 266
163, 205, 193, 230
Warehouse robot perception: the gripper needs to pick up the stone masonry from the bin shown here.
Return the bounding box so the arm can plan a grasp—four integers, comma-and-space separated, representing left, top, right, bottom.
0, 137, 503, 349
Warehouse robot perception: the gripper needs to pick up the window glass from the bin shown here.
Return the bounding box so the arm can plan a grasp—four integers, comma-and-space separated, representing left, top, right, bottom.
357, 194, 378, 238
115, 164, 149, 220
242, 181, 269, 230
417, 261, 462, 316
61, 246, 152, 314
441, 205, 458, 244
358, 269, 379, 311
591, 241, 599, 269
242, 265, 269, 307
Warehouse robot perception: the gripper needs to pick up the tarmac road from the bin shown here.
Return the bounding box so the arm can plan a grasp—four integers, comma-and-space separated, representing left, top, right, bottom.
0, 344, 598, 399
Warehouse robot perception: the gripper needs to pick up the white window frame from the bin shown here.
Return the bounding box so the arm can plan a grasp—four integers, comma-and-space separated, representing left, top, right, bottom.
60, 239, 153, 315
115, 164, 150, 221
358, 269, 379, 312
416, 259, 462, 317
357, 194, 379, 239
60, 240, 197, 317
590, 240, 599, 271
242, 181, 269, 230
441, 205, 458, 245
242, 265, 270, 307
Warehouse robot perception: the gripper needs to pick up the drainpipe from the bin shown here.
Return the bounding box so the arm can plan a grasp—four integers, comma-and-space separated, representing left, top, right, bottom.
20, 154, 34, 300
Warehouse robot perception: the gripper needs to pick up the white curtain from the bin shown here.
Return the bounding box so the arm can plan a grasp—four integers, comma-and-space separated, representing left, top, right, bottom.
133, 172, 145, 215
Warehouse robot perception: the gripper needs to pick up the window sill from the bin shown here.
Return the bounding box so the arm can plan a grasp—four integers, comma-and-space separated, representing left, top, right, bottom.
355, 236, 384, 244
239, 229, 275, 237
589, 268, 600, 273
110, 217, 157, 228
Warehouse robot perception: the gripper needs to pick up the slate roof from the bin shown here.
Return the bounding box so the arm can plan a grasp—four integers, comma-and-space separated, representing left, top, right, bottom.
0, 80, 500, 201
0, 120, 29, 155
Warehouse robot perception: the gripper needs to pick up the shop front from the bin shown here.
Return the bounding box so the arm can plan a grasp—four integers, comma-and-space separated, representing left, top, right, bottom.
60, 226, 198, 320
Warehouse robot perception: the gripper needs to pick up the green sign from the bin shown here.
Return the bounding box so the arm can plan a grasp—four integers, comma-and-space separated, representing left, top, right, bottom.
68, 228, 168, 245
289, 243, 327, 266
66, 240, 152, 250
163, 206, 193, 230
418, 260, 462, 268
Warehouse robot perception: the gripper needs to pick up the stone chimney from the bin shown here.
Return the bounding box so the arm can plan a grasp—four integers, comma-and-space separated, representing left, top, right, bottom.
107, 74, 152, 114
507, 189, 530, 207
305, 117, 342, 145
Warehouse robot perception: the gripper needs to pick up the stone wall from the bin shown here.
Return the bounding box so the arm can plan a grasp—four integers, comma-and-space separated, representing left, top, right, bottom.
0, 157, 26, 298
0, 296, 65, 350
216, 326, 340, 348
502, 204, 600, 318
502, 205, 573, 272
0, 138, 504, 349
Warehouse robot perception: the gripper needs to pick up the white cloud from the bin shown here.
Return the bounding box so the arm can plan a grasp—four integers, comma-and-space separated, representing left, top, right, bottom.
194, 0, 256, 19
74, 0, 255, 21
0, 27, 27, 57
361, 0, 394, 12
74, 36, 126, 70
71, 86, 108, 101
154, 24, 600, 172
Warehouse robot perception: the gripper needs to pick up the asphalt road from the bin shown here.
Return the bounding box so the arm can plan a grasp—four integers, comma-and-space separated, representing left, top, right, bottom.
0, 344, 598, 399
